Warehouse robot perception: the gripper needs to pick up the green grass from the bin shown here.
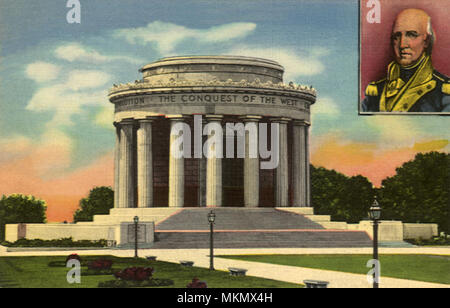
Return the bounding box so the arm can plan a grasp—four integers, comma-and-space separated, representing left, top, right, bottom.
217, 254, 450, 285
0, 255, 302, 288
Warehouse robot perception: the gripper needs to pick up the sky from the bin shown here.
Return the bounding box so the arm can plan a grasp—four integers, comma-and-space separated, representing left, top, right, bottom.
0, 0, 448, 222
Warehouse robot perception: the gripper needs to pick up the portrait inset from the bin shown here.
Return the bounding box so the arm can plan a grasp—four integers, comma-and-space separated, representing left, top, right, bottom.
360, 0, 450, 114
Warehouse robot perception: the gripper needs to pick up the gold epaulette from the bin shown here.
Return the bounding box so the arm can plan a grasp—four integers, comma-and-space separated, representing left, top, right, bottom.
365, 83, 378, 96
442, 83, 450, 95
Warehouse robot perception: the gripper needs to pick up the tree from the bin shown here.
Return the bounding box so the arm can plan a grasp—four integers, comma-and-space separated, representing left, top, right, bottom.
73, 186, 114, 223
0, 194, 47, 241
311, 165, 375, 223
379, 152, 449, 234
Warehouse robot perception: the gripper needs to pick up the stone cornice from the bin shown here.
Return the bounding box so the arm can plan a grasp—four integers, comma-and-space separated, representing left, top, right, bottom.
109, 79, 317, 102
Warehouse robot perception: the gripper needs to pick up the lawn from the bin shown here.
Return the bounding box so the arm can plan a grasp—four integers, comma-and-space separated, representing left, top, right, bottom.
0, 255, 302, 288
217, 254, 450, 285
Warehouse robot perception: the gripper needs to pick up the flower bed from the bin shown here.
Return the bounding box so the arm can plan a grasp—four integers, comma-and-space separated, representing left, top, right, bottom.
186, 278, 208, 288
49, 255, 117, 275
98, 266, 174, 288
114, 267, 154, 281
66, 254, 82, 263
98, 278, 174, 288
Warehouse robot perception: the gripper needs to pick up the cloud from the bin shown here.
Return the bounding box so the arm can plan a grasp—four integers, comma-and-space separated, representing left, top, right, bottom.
225, 45, 329, 80
0, 135, 33, 164
66, 70, 111, 91
312, 96, 340, 116
26, 69, 110, 127
55, 42, 143, 64
366, 116, 430, 149
113, 21, 257, 54
95, 105, 115, 129
0, 129, 73, 179
25, 62, 60, 82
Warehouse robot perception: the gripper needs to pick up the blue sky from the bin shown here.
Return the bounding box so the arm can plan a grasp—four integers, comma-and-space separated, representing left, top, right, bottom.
0, 0, 366, 168
0, 0, 448, 219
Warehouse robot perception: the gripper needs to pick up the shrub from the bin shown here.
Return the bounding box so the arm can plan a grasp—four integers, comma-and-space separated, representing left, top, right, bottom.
187, 278, 208, 288
98, 278, 173, 288
66, 254, 82, 263
114, 267, 154, 282
405, 236, 450, 246
3, 238, 107, 247
88, 259, 113, 271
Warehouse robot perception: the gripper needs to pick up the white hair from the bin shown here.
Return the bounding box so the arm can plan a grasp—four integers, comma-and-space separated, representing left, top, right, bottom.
426, 17, 435, 54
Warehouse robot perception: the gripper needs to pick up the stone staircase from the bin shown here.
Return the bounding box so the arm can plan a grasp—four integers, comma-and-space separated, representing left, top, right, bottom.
156, 208, 324, 231
151, 208, 372, 248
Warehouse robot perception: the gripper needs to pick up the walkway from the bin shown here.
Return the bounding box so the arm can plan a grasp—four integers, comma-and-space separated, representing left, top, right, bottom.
0, 246, 449, 288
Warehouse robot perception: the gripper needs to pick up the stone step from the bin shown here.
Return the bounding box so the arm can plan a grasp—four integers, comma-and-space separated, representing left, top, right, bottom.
155, 208, 324, 231
276, 208, 314, 215
304, 215, 331, 222
316, 221, 349, 230
109, 208, 181, 216
92, 214, 169, 224
152, 230, 372, 249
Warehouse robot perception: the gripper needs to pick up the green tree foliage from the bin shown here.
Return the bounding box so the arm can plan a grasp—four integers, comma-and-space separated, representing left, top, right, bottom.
73, 186, 114, 223
379, 152, 449, 234
0, 194, 47, 241
311, 165, 375, 223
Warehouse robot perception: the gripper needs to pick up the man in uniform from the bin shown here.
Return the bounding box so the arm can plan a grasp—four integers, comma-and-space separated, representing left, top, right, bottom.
362, 8, 450, 112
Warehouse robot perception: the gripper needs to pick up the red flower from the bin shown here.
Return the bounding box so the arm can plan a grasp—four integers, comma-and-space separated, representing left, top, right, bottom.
187, 278, 208, 288
66, 254, 81, 263
114, 267, 154, 281
88, 259, 113, 271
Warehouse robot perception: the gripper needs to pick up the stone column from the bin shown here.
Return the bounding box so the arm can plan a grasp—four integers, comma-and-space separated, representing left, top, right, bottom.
272, 118, 290, 207
240, 116, 261, 208
305, 123, 311, 206
118, 119, 135, 208
198, 118, 207, 207
168, 116, 186, 207
205, 115, 223, 207
292, 120, 310, 207
137, 118, 156, 208
113, 122, 120, 208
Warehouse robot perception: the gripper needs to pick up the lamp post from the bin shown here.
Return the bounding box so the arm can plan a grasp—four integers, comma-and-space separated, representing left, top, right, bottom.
368, 197, 381, 288
134, 216, 139, 258
208, 211, 216, 270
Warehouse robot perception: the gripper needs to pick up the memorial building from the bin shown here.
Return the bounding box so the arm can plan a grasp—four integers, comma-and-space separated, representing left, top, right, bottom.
109, 56, 316, 209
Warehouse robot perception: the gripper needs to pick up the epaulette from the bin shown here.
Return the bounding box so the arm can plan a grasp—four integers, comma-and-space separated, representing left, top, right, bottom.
365, 79, 385, 97
433, 71, 450, 95
443, 82, 450, 95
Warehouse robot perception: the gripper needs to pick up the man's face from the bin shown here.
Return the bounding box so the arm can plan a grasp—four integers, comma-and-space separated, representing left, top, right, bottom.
392, 11, 429, 67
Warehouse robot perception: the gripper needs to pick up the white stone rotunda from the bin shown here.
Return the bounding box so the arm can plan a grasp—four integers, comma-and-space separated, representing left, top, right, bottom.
109, 56, 316, 211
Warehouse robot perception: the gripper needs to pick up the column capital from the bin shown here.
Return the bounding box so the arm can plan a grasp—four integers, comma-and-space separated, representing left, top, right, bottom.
293, 119, 311, 127
239, 115, 262, 122
166, 114, 189, 121
204, 114, 224, 122
120, 118, 136, 126
270, 117, 291, 124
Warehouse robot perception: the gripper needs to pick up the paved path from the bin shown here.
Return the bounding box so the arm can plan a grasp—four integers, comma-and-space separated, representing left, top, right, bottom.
0, 246, 449, 288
